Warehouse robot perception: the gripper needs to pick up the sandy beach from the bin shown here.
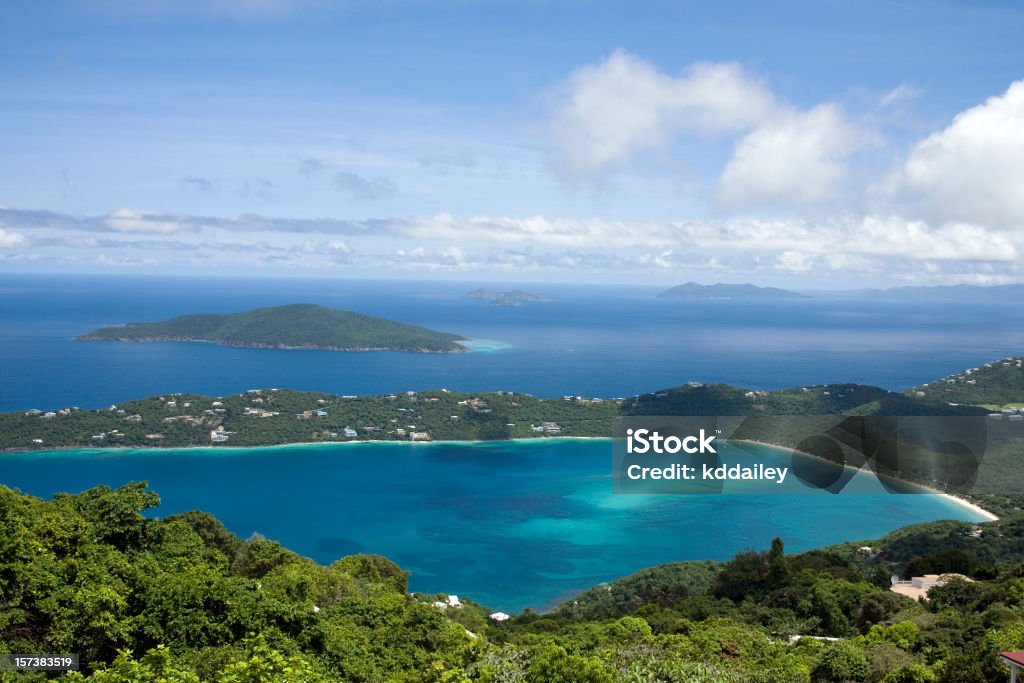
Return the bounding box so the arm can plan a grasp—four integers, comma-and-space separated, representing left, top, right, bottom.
732, 438, 1000, 522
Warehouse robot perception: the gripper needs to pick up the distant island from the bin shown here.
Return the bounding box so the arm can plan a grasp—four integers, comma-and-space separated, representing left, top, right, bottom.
850, 283, 1024, 302
464, 288, 548, 306
76, 303, 469, 353
657, 282, 808, 300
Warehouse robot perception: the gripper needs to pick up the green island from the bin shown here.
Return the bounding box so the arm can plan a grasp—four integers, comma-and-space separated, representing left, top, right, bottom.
657, 282, 809, 300
464, 289, 548, 306
75, 304, 469, 353
3, 357, 1024, 681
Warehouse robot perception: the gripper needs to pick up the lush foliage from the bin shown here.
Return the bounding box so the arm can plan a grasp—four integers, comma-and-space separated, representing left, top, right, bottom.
76, 304, 468, 353
3, 484, 1024, 681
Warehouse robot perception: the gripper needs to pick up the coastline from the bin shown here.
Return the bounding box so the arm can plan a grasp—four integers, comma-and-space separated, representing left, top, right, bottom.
732, 438, 1000, 522
2, 435, 611, 456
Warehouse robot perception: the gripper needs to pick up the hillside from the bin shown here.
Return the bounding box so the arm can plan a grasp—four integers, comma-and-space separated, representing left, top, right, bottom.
3, 380, 990, 453
5, 482, 1024, 681
657, 282, 808, 300
908, 356, 1024, 405
76, 303, 468, 353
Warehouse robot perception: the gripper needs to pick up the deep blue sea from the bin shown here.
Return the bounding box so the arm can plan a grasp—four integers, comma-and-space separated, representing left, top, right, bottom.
0, 273, 1019, 610
0, 439, 990, 612
2, 273, 1024, 412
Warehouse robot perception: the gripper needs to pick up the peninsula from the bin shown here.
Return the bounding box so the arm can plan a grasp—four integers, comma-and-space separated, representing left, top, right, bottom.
76, 303, 469, 353
7, 357, 1024, 499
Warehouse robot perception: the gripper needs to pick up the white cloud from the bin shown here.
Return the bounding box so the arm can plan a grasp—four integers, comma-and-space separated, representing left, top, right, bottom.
550, 51, 778, 177
884, 80, 1024, 228
104, 209, 189, 234
550, 51, 869, 209
718, 104, 865, 209
0, 228, 26, 247
880, 84, 922, 107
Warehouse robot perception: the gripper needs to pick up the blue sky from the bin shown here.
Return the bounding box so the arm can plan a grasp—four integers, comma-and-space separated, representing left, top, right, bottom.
2, 0, 1024, 286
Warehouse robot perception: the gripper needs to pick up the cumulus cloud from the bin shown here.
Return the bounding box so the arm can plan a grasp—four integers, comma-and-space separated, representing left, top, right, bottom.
333, 171, 398, 200
883, 80, 1024, 229
549, 51, 869, 209
718, 104, 865, 209
550, 51, 778, 178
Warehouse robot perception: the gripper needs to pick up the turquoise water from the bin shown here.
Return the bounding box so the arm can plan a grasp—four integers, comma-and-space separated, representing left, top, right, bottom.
0, 439, 988, 611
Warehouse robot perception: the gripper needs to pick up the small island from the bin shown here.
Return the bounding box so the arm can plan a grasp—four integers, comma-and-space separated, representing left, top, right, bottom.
657, 282, 809, 300
76, 303, 469, 353
464, 288, 548, 306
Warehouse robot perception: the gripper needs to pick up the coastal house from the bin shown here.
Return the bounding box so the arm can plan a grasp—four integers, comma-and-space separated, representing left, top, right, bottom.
343, 427, 358, 437
489, 612, 511, 622
410, 432, 431, 441
446, 595, 462, 608
42, 412, 56, 419
890, 574, 973, 601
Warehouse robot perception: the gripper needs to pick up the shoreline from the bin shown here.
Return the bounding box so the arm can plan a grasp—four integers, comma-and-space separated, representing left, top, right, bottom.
2, 435, 609, 456
733, 439, 999, 522
7, 435, 1001, 521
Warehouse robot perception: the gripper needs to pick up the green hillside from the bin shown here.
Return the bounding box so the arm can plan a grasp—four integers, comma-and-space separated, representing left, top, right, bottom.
908, 357, 1024, 405
76, 304, 468, 353
4, 482, 1024, 681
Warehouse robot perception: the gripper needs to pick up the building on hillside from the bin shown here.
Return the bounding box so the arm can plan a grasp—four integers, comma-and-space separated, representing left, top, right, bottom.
889, 573, 973, 602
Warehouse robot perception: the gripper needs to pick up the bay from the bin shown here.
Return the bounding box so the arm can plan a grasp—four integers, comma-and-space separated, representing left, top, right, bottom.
0, 439, 989, 611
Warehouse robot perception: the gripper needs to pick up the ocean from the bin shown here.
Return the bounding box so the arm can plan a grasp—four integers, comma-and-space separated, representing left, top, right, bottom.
0, 273, 1018, 610
2, 273, 1023, 412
